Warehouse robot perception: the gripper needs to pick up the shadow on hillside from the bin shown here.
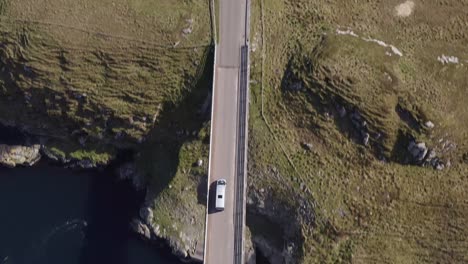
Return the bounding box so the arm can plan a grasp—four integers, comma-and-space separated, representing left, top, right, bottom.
139, 46, 214, 201
280, 55, 392, 161
78, 46, 214, 264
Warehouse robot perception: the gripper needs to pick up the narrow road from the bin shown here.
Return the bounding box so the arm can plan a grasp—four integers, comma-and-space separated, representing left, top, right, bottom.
204, 0, 250, 263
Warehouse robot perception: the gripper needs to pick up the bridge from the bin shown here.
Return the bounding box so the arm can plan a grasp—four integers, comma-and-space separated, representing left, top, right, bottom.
203, 0, 251, 263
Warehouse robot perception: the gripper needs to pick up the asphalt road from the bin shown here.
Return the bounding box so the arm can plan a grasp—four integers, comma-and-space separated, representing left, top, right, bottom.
204, 0, 249, 263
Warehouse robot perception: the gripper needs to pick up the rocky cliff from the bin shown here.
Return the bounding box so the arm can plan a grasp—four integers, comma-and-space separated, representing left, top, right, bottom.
0, 144, 41, 168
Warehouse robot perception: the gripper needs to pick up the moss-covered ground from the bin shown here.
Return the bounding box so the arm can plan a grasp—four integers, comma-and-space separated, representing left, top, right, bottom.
248, 0, 468, 263
0, 0, 212, 165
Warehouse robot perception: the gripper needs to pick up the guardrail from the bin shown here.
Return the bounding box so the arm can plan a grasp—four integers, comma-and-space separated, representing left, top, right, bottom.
233, 45, 249, 264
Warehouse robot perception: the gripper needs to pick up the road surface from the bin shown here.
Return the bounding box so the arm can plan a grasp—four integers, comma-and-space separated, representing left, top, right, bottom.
204, 0, 250, 263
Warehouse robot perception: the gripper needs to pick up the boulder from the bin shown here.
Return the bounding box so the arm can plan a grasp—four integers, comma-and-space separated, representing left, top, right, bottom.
302, 142, 313, 151
117, 162, 145, 190
0, 144, 41, 168
425, 121, 435, 129
41, 146, 70, 163
75, 160, 95, 169
140, 207, 154, 225
182, 27, 193, 35
408, 141, 428, 162
337, 105, 347, 117
196, 159, 203, 167
131, 219, 151, 240
363, 133, 370, 146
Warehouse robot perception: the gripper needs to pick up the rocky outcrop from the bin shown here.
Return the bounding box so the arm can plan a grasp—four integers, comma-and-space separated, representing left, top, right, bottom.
130, 206, 159, 241
117, 162, 145, 190
407, 141, 428, 163
131, 218, 151, 240
0, 144, 41, 168
350, 110, 371, 146
41, 146, 70, 163
247, 176, 311, 264
245, 227, 257, 264
407, 140, 449, 170
252, 236, 296, 264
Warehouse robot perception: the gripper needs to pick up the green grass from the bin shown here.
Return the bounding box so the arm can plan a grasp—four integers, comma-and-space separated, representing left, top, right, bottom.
214, 0, 219, 44
49, 147, 66, 160
248, 0, 468, 263
134, 47, 214, 255
0, 0, 212, 163
69, 149, 112, 165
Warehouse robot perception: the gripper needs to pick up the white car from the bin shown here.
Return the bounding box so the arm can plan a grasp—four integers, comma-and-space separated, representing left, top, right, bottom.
215, 179, 227, 211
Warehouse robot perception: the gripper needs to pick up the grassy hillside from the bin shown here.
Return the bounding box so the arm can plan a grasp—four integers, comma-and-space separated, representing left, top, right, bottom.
0, 0, 214, 257
0, 0, 211, 165
248, 0, 468, 263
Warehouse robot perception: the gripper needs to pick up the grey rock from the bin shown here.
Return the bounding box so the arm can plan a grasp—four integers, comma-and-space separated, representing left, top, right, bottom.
150, 224, 160, 237
0, 144, 41, 168
131, 219, 151, 240
289, 82, 303, 91
76, 160, 95, 169
196, 159, 203, 167
199, 92, 212, 115
140, 207, 154, 225
337, 105, 347, 117
24, 92, 32, 102
117, 162, 145, 190
302, 142, 313, 151
300, 183, 306, 192
446, 159, 451, 168
114, 131, 124, 139
408, 141, 428, 162
41, 146, 70, 163
363, 133, 370, 146
436, 163, 445, 171
182, 27, 193, 35
78, 136, 87, 146
425, 121, 435, 129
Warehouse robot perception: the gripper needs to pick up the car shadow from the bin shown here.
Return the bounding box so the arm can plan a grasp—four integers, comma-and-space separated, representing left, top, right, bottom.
207, 181, 219, 215
197, 175, 208, 205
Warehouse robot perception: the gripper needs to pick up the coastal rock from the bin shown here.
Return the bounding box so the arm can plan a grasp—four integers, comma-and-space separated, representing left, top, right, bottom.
75, 160, 95, 169
252, 236, 294, 264
245, 227, 256, 264
117, 162, 145, 190
131, 218, 151, 240
0, 144, 41, 168
140, 207, 154, 225
41, 146, 70, 163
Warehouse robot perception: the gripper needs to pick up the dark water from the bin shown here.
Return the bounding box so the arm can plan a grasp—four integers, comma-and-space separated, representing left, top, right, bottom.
0, 163, 182, 264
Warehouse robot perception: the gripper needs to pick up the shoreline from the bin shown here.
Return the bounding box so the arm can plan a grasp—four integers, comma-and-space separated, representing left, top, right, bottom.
0, 123, 192, 264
